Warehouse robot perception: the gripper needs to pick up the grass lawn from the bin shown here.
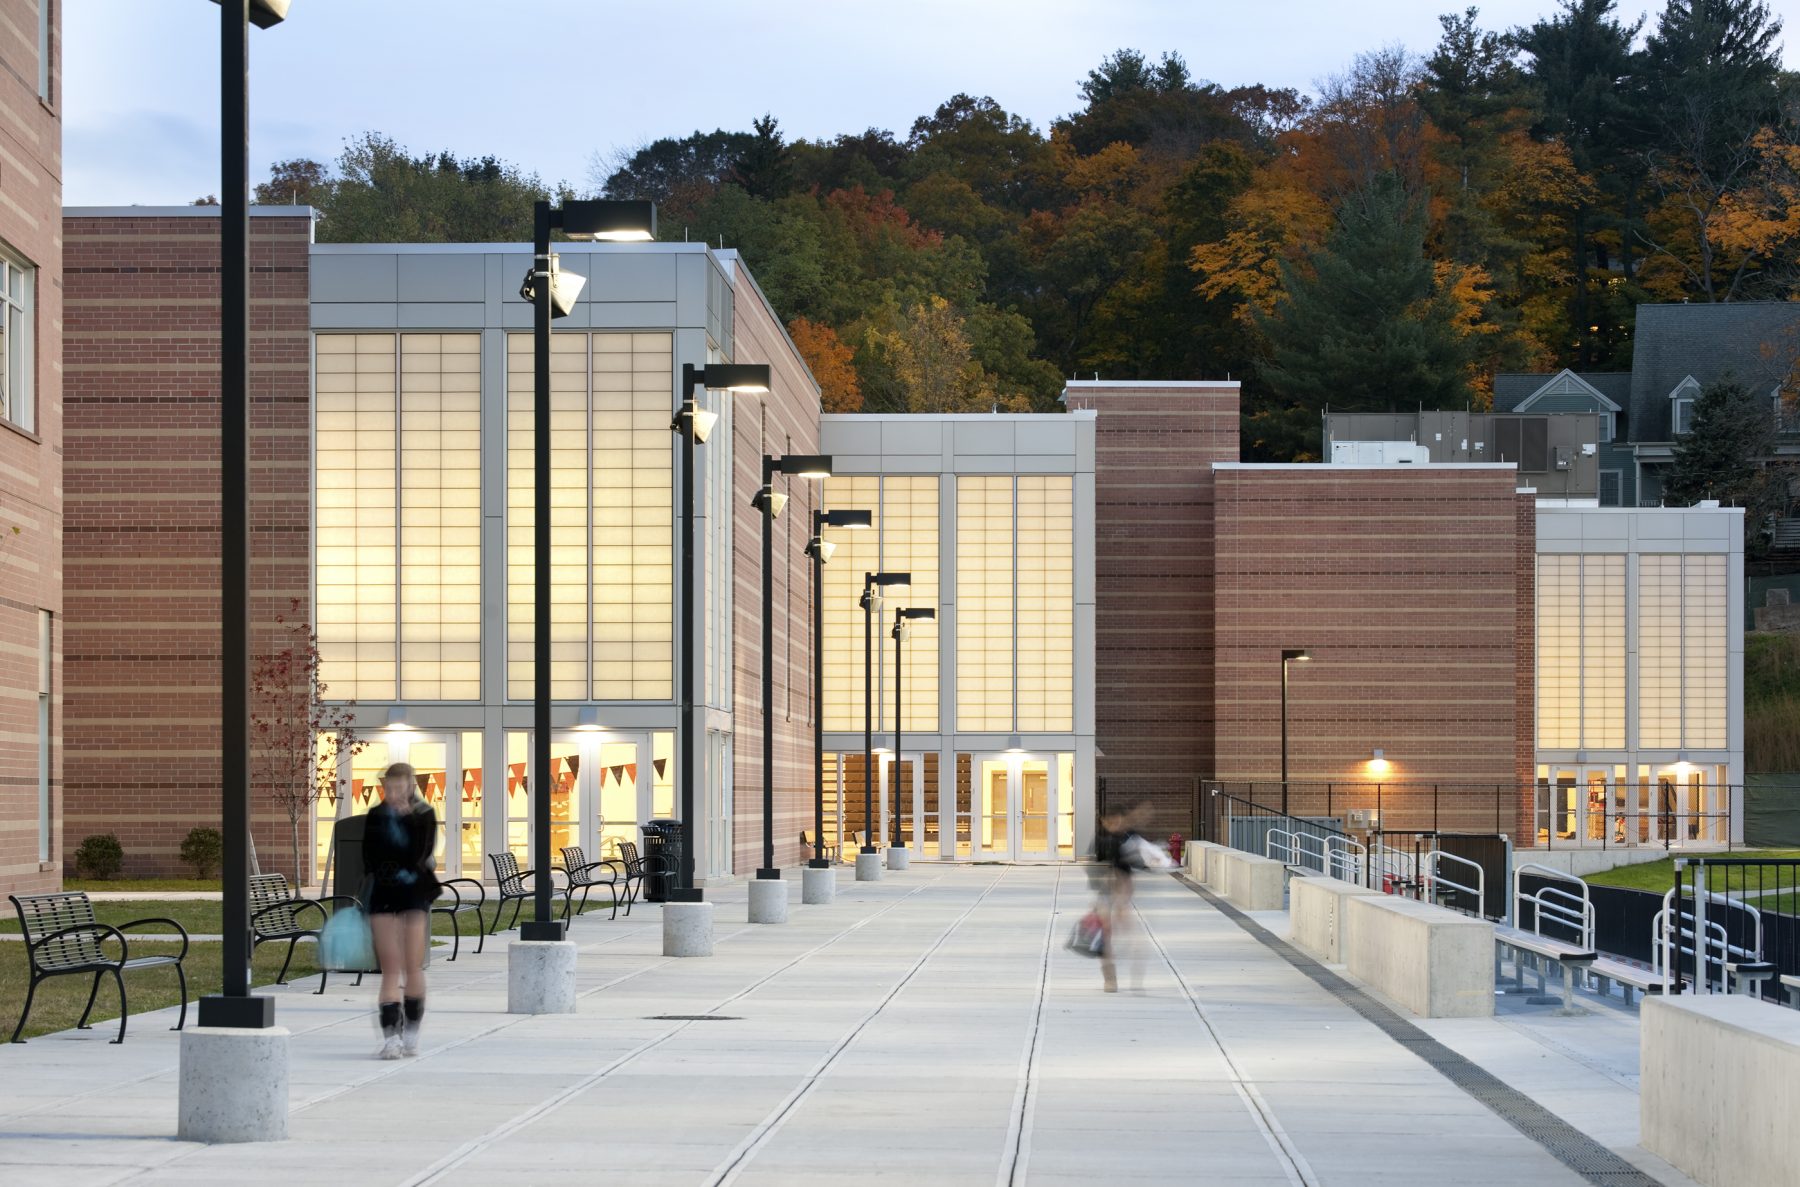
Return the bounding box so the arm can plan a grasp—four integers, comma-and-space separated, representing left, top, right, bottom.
1584, 849, 1800, 893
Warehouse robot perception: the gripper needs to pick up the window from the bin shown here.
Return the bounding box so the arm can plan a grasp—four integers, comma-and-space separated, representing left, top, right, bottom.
37, 2, 51, 103
1598, 471, 1622, 507
1673, 399, 1695, 436
1638, 554, 1726, 749
0, 252, 35, 432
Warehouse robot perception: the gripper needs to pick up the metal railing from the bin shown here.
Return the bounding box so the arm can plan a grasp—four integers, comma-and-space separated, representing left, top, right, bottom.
1667, 857, 1798, 999
1423, 850, 1487, 920
1513, 862, 1595, 948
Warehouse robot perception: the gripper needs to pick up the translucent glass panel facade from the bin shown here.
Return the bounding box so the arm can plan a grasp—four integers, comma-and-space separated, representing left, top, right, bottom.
398, 335, 482, 699
316, 335, 398, 700
819, 476, 939, 732
1639, 554, 1727, 749
955, 476, 1074, 732
1535, 555, 1624, 750
506, 332, 674, 701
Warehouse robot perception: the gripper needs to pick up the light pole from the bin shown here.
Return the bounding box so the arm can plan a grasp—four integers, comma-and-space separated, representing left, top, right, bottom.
200, 0, 290, 1035
805, 508, 871, 868
1280, 648, 1309, 816
859, 572, 909, 877
755, 454, 833, 885
671, 363, 770, 900
517, 198, 655, 940
890, 607, 935, 857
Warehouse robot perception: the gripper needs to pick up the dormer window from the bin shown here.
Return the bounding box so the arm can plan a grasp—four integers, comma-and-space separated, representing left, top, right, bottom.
1669, 376, 1702, 437
1674, 398, 1695, 435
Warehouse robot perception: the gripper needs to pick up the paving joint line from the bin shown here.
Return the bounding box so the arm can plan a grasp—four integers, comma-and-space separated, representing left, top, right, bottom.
1133, 879, 1317, 1187
402, 873, 952, 1187
707, 869, 1013, 1187
1173, 873, 1662, 1187
998, 864, 1062, 1187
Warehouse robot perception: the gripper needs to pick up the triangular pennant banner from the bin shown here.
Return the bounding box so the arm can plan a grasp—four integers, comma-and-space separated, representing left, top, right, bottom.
653, 759, 666, 778
610, 765, 626, 784
624, 763, 637, 784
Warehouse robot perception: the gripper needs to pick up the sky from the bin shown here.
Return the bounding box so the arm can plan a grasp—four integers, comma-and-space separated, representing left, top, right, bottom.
64, 0, 1799, 208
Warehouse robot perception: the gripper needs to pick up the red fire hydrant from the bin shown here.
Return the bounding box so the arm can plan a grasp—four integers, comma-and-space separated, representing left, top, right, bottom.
1168, 833, 1185, 863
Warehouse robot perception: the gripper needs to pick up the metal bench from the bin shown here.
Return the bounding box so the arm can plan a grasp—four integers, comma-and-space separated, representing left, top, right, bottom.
487, 851, 566, 935
615, 841, 648, 908
1782, 973, 1800, 1009
558, 846, 624, 922
1727, 959, 1778, 998
249, 872, 362, 993
1588, 955, 1674, 1005
1494, 924, 1597, 1013
430, 878, 486, 960
8, 891, 190, 1044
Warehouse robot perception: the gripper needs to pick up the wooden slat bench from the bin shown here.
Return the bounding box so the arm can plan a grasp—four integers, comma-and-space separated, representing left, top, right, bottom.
8, 891, 190, 1044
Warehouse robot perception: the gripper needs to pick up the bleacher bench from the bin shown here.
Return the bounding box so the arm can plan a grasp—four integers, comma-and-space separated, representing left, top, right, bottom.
1781, 973, 1800, 1010
8, 891, 190, 1044
1727, 959, 1778, 998
1494, 924, 1597, 1013
1588, 955, 1676, 1005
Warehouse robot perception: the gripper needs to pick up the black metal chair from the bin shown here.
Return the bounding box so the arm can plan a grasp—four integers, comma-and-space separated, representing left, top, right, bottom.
557, 846, 625, 922
249, 872, 363, 993
430, 878, 487, 960
8, 892, 190, 1044
487, 851, 566, 934
615, 840, 648, 909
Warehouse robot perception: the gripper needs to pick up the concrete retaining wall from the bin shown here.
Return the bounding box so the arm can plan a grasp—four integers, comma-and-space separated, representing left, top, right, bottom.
1343, 895, 1494, 1018
1516, 848, 1669, 878
1185, 840, 1224, 883
1641, 995, 1800, 1187
1212, 848, 1285, 910
1290, 875, 1385, 964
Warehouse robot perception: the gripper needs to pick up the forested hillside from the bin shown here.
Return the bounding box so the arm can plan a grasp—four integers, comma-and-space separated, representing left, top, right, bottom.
258, 2, 1799, 459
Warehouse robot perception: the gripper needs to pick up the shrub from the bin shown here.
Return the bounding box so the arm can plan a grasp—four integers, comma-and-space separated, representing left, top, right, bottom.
75, 833, 124, 880
179, 826, 224, 880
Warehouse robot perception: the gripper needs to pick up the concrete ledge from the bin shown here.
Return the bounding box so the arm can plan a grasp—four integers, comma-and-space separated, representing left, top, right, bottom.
1184, 841, 1224, 883
1343, 895, 1493, 1018
1212, 848, 1285, 910
1290, 875, 1385, 964
1642, 995, 1800, 1186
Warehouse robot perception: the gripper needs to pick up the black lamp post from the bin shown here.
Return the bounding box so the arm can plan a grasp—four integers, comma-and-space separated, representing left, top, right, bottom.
755, 454, 833, 880
804, 509, 871, 868
1280, 648, 1310, 816
516, 197, 655, 941
200, 0, 289, 1033
890, 607, 935, 851
671, 363, 771, 899
859, 572, 910, 855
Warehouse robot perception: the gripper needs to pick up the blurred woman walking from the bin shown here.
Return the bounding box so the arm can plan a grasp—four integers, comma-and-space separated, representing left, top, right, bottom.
365, 762, 441, 1058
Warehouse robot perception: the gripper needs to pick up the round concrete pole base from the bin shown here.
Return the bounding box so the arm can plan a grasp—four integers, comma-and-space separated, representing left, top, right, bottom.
663, 900, 715, 956
507, 939, 578, 1014
885, 846, 911, 871
801, 865, 836, 904
177, 1027, 290, 1144
855, 852, 884, 881
748, 876, 789, 924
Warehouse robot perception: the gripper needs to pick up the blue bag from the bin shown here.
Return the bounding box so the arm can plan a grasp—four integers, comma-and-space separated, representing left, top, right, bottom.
319, 903, 376, 971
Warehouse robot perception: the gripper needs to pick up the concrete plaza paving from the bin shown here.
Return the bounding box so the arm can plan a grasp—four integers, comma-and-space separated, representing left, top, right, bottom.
0, 865, 1699, 1186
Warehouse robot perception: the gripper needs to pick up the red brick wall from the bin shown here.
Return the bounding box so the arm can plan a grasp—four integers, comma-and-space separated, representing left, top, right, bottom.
1211, 466, 1533, 840
1060, 383, 1238, 837
0, 1, 61, 897
62, 212, 312, 879
727, 266, 821, 874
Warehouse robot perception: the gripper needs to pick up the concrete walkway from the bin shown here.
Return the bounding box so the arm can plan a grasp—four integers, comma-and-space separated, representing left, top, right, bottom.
0, 866, 1696, 1186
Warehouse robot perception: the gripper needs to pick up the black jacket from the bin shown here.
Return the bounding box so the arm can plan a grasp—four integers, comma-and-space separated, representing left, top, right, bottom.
363, 801, 442, 913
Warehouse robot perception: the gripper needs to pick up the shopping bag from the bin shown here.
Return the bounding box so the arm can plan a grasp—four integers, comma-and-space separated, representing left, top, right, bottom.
1067, 910, 1106, 958
318, 903, 376, 971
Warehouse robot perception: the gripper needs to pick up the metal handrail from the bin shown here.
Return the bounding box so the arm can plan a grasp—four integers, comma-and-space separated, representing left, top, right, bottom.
1265, 829, 1299, 865
1655, 901, 1731, 993
1658, 885, 1764, 994
1326, 835, 1366, 882
1424, 850, 1487, 919
1512, 864, 1598, 943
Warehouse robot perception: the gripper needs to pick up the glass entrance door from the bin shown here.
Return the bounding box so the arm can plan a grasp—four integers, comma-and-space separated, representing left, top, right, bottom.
972, 752, 1060, 860
505, 730, 652, 870
877, 752, 941, 856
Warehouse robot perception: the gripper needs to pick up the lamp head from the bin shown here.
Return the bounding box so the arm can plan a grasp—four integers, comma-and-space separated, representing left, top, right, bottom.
806, 537, 837, 563
1004, 735, 1026, 754
821, 509, 873, 530
1282, 648, 1310, 663
753, 487, 789, 518
771, 454, 833, 479
694, 363, 772, 394
384, 707, 409, 732
1367, 747, 1389, 775
867, 571, 911, 592
671, 404, 719, 443
213, 0, 291, 30
518, 254, 586, 318
576, 707, 601, 732
558, 199, 656, 242
898, 607, 936, 622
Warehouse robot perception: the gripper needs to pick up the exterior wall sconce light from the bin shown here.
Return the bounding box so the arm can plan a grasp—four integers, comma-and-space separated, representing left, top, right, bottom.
1368, 747, 1389, 775
1005, 735, 1026, 754
576, 707, 601, 732
384, 707, 410, 731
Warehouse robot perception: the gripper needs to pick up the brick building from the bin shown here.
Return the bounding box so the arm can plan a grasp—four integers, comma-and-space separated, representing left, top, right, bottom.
0, 1, 60, 899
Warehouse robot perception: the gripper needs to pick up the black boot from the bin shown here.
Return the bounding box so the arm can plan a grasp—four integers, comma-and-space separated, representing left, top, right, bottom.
377, 1000, 403, 1059
401, 996, 425, 1056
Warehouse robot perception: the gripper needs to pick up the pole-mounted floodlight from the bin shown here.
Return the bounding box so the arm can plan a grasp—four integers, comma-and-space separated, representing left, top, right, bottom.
806, 508, 871, 867
889, 607, 935, 854
515, 196, 658, 944
202, 0, 291, 1035
1280, 649, 1309, 816
757, 454, 834, 883
670, 362, 774, 900
860, 572, 910, 858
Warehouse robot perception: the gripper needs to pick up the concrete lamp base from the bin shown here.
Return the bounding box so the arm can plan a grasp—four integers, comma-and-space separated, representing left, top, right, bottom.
177, 1026, 290, 1144
801, 865, 836, 904
855, 851, 884, 882
748, 876, 789, 924
886, 846, 911, 871
663, 900, 715, 956
507, 939, 578, 1014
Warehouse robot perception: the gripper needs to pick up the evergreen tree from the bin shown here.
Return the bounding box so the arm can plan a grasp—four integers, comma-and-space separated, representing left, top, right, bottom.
1254, 173, 1472, 457
1663, 375, 1783, 518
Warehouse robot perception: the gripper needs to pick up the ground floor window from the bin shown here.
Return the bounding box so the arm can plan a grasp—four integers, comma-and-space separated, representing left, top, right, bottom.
1534, 762, 1729, 846
822, 747, 1076, 860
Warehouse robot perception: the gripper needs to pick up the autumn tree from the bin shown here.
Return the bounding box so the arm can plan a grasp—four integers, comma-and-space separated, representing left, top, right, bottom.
789, 317, 863, 411
864, 296, 1021, 413
252, 600, 364, 885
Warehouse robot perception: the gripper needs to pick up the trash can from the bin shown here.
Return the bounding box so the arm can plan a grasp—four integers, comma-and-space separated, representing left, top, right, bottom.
640, 819, 685, 903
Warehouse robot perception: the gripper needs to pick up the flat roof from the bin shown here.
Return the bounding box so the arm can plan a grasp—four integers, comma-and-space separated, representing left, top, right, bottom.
66, 205, 316, 218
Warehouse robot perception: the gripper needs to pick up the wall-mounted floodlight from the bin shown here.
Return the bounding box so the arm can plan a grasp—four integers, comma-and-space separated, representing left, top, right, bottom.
385, 707, 410, 731
577, 707, 601, 732
1368, 748, 1389, 775
518, 254, 585, 318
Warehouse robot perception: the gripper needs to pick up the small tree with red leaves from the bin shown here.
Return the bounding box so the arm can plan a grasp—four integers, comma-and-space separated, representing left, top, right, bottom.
252, 599, 364, 886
